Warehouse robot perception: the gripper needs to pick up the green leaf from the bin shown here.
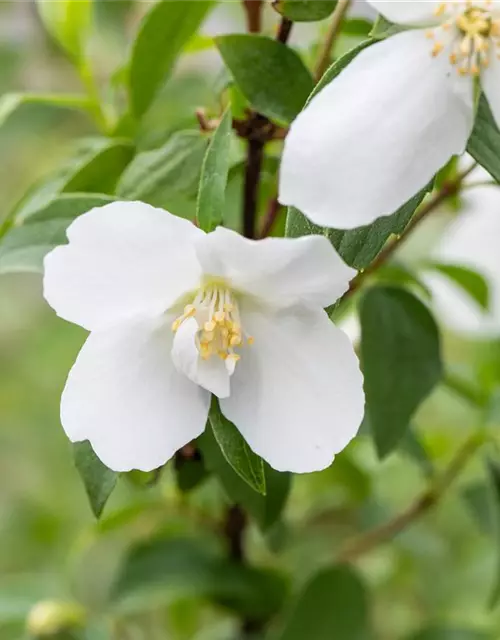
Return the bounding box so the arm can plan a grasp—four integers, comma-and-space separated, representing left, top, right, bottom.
73, 441, 118, 518
407, 628, 488, 640
128, 0, 213, 118
199, 428, 291, 532
36, 0, 92, 62
117, 130, 208, 204
112, 536, 288, 619
0, 193, 114, 274
462, 481, 495, 535
216, 34, 314, 124
468, 94, 500, 183
428, 263, 489, 311
369, 14, 406, 39
277, 566, 371, 640
0, 92, 93, 129
174, 450, 210, 494
486, 458, 500, 607
399, 429, 434, 477
274, 0, 337, 22
360, 287, 442, 457
286, 188, 429, 270
208, 399, 266, 495
312, 39, 373, 93
197, 108, 233, 232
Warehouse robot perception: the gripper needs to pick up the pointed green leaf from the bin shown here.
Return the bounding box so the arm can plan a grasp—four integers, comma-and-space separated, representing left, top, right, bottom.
208, 399, 266, 495
73, 441, 118, 518
407, 628, 488, 640
274, 0, 337, 22
129, 0, 213, 118
36, 0, 92, 62
197, 108, 233, 232
0, 93, 92, 129
277, 566, 372, 640
360, 287, 442, 457
117, 130, 208, 204
216, 34, 314, 124
468, 94, 500, 183
487, 458, 500, 607
428, 263, 489, 311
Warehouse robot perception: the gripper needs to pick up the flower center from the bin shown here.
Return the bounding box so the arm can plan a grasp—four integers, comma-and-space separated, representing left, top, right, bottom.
172, 283, 253, 363
428, 1, 500, 75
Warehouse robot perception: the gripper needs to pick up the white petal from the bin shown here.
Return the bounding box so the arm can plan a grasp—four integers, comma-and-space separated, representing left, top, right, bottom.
367, 1, 442, 25
44, 201, 204, 332
220, 305, 364, 473
195, 227, 356, 308
279, 30, 474, 229
425, 183, 500, 336
61, 317, 210, 471
482, 55, 500, 129
171, 317, 231, 398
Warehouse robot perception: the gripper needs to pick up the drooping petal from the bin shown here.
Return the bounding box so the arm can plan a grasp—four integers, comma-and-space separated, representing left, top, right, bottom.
279, 29, 474, 229
367, 0, 443, 26
44, 201, 204, 332
220, 305, 364, 473
61, 317, 210, 471
195, 227, 356, 309
482, 56, 500, 129
171, 317, 231, 398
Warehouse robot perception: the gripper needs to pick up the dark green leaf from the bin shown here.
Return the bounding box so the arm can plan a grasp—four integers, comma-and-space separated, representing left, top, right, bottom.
462, 481, 495, 535
407, 628, 488, 640
277, 566, 371, 640
360, 287, 442, 457
286, 188, 428, 270
275, 0, 337, 22
116, 130, 208, 204
216, 34, 314, 124
0, 194, 115, 274
399, 429, 434, 477
112, 536, 288, 619
312, 39, 373, 93
129, 0, 213, 118
175, 450, 210, 494
197, 108, 232, 232
208, 399, 266, 495
468, 94, 500, 183
428, 263, 489, 311
73, 441, 118, 518
199, 427, 291, 532
369, 14, 405, 40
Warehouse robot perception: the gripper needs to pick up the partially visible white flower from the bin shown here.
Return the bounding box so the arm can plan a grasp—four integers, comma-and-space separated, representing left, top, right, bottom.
43, 202, 364, 473
425, 174, 500, 337
280, 0, 500, 229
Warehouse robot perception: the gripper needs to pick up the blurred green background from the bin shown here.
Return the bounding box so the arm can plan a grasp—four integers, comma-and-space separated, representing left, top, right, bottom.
1, 2, 500, 639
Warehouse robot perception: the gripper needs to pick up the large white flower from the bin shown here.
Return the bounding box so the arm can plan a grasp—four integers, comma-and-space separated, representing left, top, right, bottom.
280, 0, 500, 229
43, 202, 364, 473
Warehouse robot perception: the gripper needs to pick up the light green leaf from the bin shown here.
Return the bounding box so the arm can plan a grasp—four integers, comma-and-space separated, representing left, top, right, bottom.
73, 441, 118, 519
199, 427, 291, 531
369, 14, 406, 39
407, 628, 488, 640
36, 0, 92, 62
117, 130, 208, 204
428, 263, 489, 311
0, 92, 92, 129
208, 398, 266, 495
0, 193, 114, 274
468, 94, 500, 183
216, 34, 314, 124
486, 458, 500, 607
277, 566, 371, 640
360, 287, 442, 457
274, 0, 337, 22
197, 108, 233, 232
129, 0, 213, 118
462, 481, 495, 536
112, 536, 288, 619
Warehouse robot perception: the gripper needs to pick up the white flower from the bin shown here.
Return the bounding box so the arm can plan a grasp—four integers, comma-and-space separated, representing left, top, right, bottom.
43, 202, 364, 473
425, 167, 500, 337
280, 0, 500, 229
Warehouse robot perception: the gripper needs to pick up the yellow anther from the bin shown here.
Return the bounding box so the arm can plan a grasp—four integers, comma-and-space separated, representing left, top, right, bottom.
426, 30, 435, 39
183, 304, 196, 316
449, 52, 458, 64
214, 311, 225, 324
218, 351, 228, 360
471, 63, 480, 74
204, 320, 216, 332
432, 42, 444, 57
172, 319, 181, 332
230, 335, 242, 347
434, 2, 447, 17
247, 336, 254, 346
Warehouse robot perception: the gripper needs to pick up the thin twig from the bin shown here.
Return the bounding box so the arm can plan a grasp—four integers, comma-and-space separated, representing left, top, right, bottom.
337, 430, 485, 563
314, 0, 352, 81
276, 16, 293, 43
342, 162, 477, 303
259, 196, 283, 238
243, 134, 265, 238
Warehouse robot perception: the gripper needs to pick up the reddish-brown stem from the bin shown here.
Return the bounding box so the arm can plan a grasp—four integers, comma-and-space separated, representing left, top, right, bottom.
259, 196, 283, 238
243, 0, 264, 33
